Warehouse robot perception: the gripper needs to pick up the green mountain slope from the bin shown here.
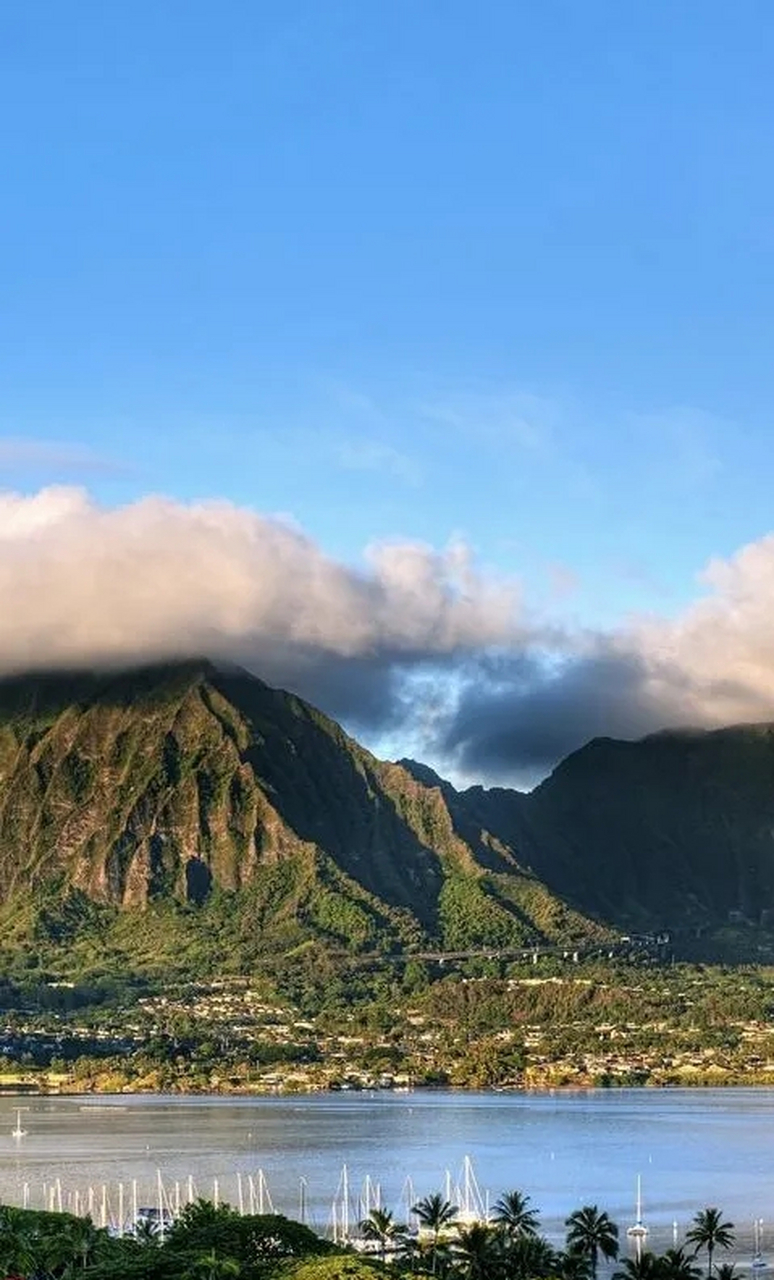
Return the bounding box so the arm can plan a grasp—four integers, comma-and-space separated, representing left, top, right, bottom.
0, 662, 604, 978
11, 661, 774, 975
459, 723, 774, 937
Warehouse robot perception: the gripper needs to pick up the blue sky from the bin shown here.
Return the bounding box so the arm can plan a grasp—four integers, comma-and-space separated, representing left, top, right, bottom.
2, 2, 774, 783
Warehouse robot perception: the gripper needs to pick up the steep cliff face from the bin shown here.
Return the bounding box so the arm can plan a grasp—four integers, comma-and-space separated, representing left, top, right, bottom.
0, 662, 596, 959
15, 661, 774, 962
0, 662, 282, 909
464, 724, 774, 932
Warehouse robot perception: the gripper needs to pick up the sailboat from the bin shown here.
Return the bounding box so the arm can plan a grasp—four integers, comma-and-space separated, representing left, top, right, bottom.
457, 1155, 488, 1225
11, 1108, 27, 1139
626, 1174, 648, 1242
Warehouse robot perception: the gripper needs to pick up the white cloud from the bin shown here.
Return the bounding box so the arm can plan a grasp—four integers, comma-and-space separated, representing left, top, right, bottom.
630, 533, 774, 723
0, 487, 523, 677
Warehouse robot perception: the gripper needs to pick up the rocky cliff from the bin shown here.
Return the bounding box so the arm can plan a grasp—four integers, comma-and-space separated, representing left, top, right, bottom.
0, 662, 600, 967
3, 661, 774, 972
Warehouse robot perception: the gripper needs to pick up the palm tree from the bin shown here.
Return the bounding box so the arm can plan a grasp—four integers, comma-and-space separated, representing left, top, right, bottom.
82, 1237, 148, 1280
413, 1194, 459, 1275
183, 1249, 241, 1280
554, 1248, 594, 1280
453, 1222, 503, 1280
714, 1265, 737, 1280
659, 1247, 704, 1280
565, 1206, 619, 1280
686, 1208, 735, 1277
133, 1217, 162, 1246
32, 1217, 108, 1280
0, 1222, 34, 1280
358, 1207, 407, 1265
61, 1216, 107, 1271
506, 1234, 562, 1280
492, 1190, 540, 1239
414, 1193, 459, 1236
413, 1235, 456, 1279
612, 1253, 663, 1280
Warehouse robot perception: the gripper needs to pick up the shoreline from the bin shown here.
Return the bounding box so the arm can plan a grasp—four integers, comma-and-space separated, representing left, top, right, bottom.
4, 1075, 774, 1097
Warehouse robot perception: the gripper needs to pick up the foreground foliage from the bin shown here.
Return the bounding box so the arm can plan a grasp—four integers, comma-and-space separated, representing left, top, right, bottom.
0, 1193, 738, 1280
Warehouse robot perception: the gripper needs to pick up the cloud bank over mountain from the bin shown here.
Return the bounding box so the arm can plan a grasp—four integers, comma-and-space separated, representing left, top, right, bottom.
0, 486, 523, 729
3, 486, 774, 785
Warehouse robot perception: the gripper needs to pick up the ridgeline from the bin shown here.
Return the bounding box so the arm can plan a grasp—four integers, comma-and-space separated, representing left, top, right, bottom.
2, 662, 774, 1091
0, 661, 773, 982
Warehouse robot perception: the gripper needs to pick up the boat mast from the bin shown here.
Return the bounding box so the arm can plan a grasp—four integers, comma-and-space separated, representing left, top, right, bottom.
157, 1169, 166, 1243
342, 1164, 349, 1241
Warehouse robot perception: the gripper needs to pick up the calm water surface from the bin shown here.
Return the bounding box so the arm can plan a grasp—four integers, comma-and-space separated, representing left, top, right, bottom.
0, 1090, 772, 1254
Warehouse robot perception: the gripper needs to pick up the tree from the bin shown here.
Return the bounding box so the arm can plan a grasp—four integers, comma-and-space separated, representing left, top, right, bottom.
0, 1207, 110, 1280
504, 1234, 561, 1280
79, 1237, 157, 1280
281, 1259, 386, 1280
412, 1195, 459, 1275
554, 1248, 594, 1280
405, 1233, 454, 1279
492, 1191, 540, 1239
166, 1200, 330, 1267
686, 1209, 735, 1277
47, 1216, 108, 1274
565, 1206, 619, 1280
453, 1223, 502, 1280
612, 1253, 663, 1280
658, 1247, 704, 1280
183, 1248, 241, 1280
413, 1194, 458, 1236
357, 1208, 407, 1266
133, 1218, 163, 1247
0, 1220, 35, 1280
714, 1265, 738, 1280
166, 1199, 238, 1252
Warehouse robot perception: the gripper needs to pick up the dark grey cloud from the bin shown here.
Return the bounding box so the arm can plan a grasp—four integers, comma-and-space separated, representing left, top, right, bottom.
428, 649, 709, 786
254, 648, 408, 737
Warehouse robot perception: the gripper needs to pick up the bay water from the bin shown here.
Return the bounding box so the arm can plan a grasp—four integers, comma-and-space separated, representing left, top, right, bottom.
1, 1089, 772, 1262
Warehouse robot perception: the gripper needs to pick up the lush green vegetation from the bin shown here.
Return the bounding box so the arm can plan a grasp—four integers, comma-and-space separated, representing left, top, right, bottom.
0, 660, 615, 984
0, 1194, 741, 1280
2, 955, 774, 1093
6, 659, 774, 1000
5, 663, 774, 1096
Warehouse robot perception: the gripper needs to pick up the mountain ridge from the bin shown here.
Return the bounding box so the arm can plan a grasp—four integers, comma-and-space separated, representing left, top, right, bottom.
0, 661, 608, 978
2, 660, 774, 974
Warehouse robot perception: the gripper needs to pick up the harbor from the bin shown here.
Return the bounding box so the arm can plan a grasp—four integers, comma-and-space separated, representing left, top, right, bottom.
0, 1156, 489, 1244
2, 1090, 774, 1269
0, 1160, 772, 1274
